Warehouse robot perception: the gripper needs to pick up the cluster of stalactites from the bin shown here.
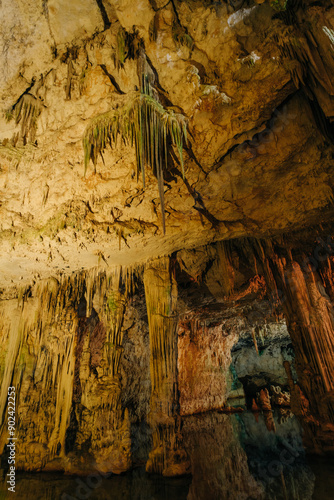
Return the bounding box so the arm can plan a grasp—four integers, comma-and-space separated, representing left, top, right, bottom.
0, 264, 141, 465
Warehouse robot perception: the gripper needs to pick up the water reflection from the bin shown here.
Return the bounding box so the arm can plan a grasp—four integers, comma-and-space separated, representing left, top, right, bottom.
182, 412, 262, 500
1, 469, 191, 500
1, 411, 333, 499
309, 457, 334, 500
236, 410, 314, 500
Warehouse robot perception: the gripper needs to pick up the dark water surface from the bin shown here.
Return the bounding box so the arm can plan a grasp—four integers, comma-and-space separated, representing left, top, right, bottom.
1, 411, 333, 500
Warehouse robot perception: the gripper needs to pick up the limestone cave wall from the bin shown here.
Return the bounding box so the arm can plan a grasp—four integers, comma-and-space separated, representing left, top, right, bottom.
1, 0, 334, 486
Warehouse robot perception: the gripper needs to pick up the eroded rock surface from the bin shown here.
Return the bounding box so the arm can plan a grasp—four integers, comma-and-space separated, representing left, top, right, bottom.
0, 0, 334, 285
1, 0, 334, 483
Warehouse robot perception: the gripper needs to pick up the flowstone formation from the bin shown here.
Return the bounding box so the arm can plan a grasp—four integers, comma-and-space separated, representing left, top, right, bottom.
1, 0, 334, 489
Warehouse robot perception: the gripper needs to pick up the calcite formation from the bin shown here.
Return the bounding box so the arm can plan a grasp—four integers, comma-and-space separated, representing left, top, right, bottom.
1, 0, 334, 483
0, 269, 135, 473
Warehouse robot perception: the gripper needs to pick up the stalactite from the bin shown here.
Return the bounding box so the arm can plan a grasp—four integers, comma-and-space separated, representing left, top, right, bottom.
0, 274, 84, 469
48, 327, 77, 457
0, 303, 22, 439
0, 265, 139, 473
5, 93, 44, 144
273, 6, 334, 139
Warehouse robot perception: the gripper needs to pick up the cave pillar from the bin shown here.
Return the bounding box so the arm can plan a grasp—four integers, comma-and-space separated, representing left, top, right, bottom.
261, 242, 334, 453
143, 256, 190, 475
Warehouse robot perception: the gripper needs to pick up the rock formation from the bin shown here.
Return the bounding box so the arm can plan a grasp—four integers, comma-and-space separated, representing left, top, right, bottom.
1, 0, 334, 489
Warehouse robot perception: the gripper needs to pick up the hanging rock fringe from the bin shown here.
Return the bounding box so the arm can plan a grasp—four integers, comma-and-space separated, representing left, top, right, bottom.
6, 93, 43, 144
172, 20, 194, 51
273, 23, 334, 96
83, 93, 187, 233
0, 266, 137, 470
116, 26, 128, 69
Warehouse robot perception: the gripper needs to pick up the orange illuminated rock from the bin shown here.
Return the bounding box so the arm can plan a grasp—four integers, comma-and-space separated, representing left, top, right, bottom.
257, 388, 272, 411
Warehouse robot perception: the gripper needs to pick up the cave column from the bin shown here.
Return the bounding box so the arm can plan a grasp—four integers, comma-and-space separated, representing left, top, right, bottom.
144, 256, 179, 419
262, 244, 334, 453
144, 256, 189, 475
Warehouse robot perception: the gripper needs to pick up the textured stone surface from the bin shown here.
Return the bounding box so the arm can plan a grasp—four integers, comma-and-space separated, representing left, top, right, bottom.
178, 314, 239, 415
232, 322, 295, 394
0, 0, 334, 286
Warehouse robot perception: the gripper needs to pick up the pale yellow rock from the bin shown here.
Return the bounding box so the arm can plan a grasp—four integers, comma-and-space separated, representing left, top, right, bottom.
48, 0, 104, 45
0, 0, 53, 109
112, 0, 154, 34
